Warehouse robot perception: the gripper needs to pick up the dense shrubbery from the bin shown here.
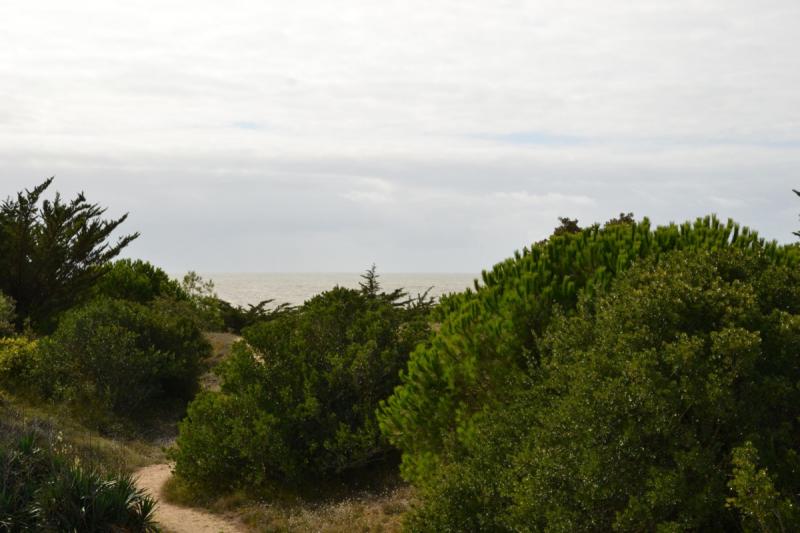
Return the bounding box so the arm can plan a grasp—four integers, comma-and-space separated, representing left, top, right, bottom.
379, 217, 800, 531
0, 292, 14, 338
502, 250, 800, 530
33, 297, 210, 418
0, 411, 157, 531
93, 259, 187, 304
171, 275, 433, 488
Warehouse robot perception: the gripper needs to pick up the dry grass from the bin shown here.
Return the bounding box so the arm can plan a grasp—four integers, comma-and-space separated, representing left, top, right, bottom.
241, 485, 413, 533
0, 391, 165, 474
199, 332, 241, 391
162, 475, 414, 533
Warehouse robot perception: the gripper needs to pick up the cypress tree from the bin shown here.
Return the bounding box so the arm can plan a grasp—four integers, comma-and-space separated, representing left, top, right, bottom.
0, 178, 138, 331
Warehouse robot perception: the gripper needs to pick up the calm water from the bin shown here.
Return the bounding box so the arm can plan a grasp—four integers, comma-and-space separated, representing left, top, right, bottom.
202, 272, 477, 307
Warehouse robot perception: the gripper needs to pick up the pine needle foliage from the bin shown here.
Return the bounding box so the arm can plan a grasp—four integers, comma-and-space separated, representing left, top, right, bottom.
377, 216, 800, 530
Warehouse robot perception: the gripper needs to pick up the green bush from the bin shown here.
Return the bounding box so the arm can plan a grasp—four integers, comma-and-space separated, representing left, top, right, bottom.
0, 292, 13, 337
0, 428, 157, 531
0, 338, 39, 391
727, 442, 800, 532
171, 280, 433, 488
502, 250, 800, 531
36, 297, 210, 418
377, 217, 800, 531
92, 259, 187, 304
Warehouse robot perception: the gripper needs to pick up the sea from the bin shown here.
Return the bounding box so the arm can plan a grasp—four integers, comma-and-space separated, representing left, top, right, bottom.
200, 273, 478, 308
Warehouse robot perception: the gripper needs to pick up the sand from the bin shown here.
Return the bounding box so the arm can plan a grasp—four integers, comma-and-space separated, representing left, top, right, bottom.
135, 463, 244, 533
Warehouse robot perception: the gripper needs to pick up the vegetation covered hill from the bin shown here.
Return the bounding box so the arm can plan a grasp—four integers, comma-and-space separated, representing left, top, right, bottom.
2, 177, 799, 532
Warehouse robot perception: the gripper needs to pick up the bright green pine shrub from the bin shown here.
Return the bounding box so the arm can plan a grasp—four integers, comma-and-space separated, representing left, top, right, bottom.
35, 297, 210, 418
377, 217, 800, 531
171, 282, 433, 488
0, 425, 157, 531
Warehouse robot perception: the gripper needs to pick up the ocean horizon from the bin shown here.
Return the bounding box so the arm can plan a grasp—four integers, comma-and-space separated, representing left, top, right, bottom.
198, 272, 478, 307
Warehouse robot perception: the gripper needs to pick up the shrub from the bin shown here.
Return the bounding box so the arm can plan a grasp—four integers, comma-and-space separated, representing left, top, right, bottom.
92, 259, 187, 304
0, 292, 14, 337
0, 338, 39, 391
0, 292, 13, 337
377, 217, 800, 531
36, 297, 210, 418
501, 249, 800, 531
176, 271, 225, 331
171, 279, 433, 489
727, 442, 799, 532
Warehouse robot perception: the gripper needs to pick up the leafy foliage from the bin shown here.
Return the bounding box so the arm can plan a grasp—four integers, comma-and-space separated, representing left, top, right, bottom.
0, 178, 138, 331
378, 216, 800, 531
727, 442, 799, 533
0, 338, 39, 392
0, 293, 14, 338
35, 297, 210, 418
502, 250, 800, 531
604, 211, 635, 227
92, 259, 187, 304
171, 274, 434, 488
550, 216, 581, 238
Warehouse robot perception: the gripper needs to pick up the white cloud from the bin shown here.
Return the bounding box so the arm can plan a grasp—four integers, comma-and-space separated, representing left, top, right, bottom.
1, 0, 799, 271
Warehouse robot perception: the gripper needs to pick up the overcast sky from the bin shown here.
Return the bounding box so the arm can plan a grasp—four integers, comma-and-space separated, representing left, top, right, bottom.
1, 1, 799, 272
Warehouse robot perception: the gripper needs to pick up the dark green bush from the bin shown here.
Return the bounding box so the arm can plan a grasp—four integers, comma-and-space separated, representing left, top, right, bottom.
502, 250, 800, 531
36, 297, 210, 418
92, 259, 187, 304
0, 427, 157, 532
171, 280, 433, 488
0, 292, 13, 337
378, 217, 800, 531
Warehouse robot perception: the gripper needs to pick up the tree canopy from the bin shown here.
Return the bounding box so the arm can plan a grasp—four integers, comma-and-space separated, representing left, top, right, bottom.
0, 178, 138, 331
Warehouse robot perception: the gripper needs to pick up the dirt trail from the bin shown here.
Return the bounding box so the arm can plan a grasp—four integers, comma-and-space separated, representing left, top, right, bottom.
135, 463, 244, 533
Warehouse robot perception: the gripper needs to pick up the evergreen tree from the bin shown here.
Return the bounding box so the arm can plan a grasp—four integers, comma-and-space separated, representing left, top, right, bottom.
359, 263, 381, 295
0, 178, 138, 331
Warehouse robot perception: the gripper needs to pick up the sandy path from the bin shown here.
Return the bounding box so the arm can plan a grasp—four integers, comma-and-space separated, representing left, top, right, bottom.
135, 464, 244, 533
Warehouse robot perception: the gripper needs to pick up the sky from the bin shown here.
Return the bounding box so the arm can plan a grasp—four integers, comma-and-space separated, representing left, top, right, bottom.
1, 0, 799, 273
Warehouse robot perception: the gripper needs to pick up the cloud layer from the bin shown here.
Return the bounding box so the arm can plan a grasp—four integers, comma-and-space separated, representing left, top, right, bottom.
1, 0, 799, 271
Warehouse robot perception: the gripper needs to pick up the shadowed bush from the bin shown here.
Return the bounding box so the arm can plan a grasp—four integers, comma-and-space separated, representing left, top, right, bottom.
171, 272, 434, 489
35, 297, 210, 419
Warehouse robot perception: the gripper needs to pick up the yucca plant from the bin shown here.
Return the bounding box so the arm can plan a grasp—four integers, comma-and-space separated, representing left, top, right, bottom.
34, 466, 158, 532
1, 430, 158, 532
